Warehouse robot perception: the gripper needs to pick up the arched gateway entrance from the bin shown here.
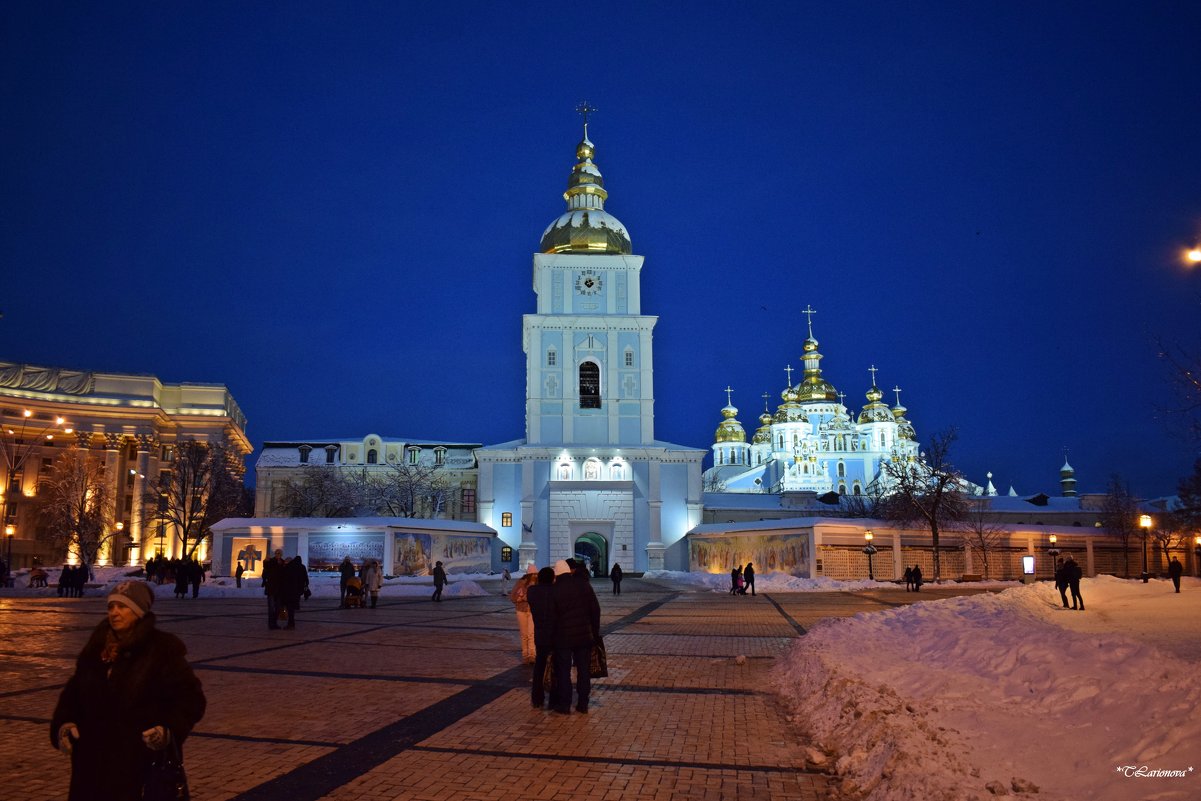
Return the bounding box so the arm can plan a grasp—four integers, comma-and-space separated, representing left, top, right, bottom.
574, 532, 609, 577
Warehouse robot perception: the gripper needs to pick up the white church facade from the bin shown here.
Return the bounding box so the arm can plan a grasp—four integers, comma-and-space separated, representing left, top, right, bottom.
475, 123, 705, 574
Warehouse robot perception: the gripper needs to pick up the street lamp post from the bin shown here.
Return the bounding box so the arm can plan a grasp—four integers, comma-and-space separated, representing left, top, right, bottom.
1047, 534, 1060, 579
1139, 514, 1152, 583
4, 524, 13, 584
1193, 535, 1201, 577
862, 530, 877, 581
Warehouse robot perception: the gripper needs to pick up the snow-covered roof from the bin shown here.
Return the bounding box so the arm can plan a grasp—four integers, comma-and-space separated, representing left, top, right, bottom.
211, 516, 496, 534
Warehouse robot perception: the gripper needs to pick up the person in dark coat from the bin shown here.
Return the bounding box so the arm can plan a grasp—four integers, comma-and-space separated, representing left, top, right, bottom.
1053, 558, 1070, 608
903, 566, 914, 591
279, 556, 309, 628
610, 563, 623, 595
339, 556, 357, 607
911, 565, 923, 591
730, 566, 741, 595
190, 560, 204, 599
51, 580, 206, 801
1168, 556, 1184, 593
550, 559, 601, 714
173, 558, 190, 600
235, 563, 244, 588
262, 550, 286, 629
1063, 555, 1084, 610
526, 566, 557, 708
743, 562, 756, 596
431, 560, 447, 602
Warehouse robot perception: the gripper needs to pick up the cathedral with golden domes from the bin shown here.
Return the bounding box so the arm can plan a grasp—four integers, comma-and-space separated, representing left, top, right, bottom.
703, 311, 922, 497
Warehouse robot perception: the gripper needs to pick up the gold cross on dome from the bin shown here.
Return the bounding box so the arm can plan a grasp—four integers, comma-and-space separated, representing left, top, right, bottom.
576, 101, 597, 126
762, 392, 771, 412
801, 305, 817, 337
724, 386, 734, 406
784, 364, 794, 385
893, 386, 903, 405
868, 364, 878, 386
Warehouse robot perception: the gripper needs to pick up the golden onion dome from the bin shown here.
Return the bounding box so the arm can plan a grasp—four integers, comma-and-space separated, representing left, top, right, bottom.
539, 129, 632, 255
802, 336, 819, 354
858, 385, 893, 424
796, 377, 838, 402
714, 405, 746, 443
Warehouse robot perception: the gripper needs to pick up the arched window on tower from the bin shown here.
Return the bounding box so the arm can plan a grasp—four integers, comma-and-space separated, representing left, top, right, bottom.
367, 449, 378, 464
579, 362, 601, 409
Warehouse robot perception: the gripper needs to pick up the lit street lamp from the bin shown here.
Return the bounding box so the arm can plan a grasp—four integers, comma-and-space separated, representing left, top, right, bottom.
1194, 535, 1201, 577
1139, 514, 1152, 583
4, 524, 13, 585
1047, 534, 1060, 578
862, 530, 877, 581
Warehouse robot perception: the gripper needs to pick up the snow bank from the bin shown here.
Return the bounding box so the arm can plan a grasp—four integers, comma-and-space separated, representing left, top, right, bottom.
774, 575, 1201, 801
643, 569, 1019, 593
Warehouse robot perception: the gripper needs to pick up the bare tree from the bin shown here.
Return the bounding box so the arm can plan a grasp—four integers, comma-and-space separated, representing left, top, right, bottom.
1158, 336, 1201, 440
370, 462, 449, 518
36, 447, 117, 569
273, 466, 364, 517
1099, 474, 1139, 578
879, 428, 969, 582
701, 473, 728, 493
958, 498, 1007, 580
842, 480, 888, 519
1150, 510, 1188, 572
1176, 458, 1201, 531
143, 439, 246, 559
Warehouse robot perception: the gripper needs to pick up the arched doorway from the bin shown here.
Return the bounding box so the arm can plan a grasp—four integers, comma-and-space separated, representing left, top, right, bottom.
574, 532, 608, 578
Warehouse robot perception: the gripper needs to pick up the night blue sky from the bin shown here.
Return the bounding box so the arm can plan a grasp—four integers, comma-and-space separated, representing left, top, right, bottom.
3, 2, 1199, 497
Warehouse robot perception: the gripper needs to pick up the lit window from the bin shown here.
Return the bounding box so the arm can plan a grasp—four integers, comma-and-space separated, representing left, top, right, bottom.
501, 512, 512, 527
579, 362, 601, 409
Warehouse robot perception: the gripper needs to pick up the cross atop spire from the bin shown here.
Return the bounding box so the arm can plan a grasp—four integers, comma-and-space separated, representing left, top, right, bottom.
762, 392, 771, 412
837, 391, 846, 406
893, 385, 903, 406
724, 385, 734, 406
801, 304, 817, 338
784, 364, 794, 386
576, 101, 597, 135
868, 364, 878, 386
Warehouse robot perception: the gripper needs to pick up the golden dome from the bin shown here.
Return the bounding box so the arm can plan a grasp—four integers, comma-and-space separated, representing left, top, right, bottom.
714, 405, 746, 443
539, 130, 632, 255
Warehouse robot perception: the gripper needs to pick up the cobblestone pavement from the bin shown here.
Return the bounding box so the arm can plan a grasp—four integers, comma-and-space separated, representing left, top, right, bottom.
0, 579, 998, 800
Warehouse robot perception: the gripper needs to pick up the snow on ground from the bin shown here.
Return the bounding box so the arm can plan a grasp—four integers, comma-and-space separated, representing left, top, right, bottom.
773, 575, 1201, 801
643, 569, 1019, 593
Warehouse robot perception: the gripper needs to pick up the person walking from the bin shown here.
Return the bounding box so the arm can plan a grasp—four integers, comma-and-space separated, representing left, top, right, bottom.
431, 560, 447, 602
550, 559, 601, 714
510, 564, 538, 663
280, 556, 309, 629
911, 565, 923, 592
903, 566, 914, 591
262, 549, 286, 629
610, 563, 623, 595
743, 562, 756, 596
730, 565, 742, 596
190, 559, 203, 599
1064, 554, 1084, 610
1054, 558, 1070, 608
339, 556, 357, 607
501, 567, 512, 595
1168, 556, 1184, 593
51, 580, 206, 801
173, 558, 190, 600
235, 563, 244, 589
361, 558, 383, 608
526, 566, 557, 708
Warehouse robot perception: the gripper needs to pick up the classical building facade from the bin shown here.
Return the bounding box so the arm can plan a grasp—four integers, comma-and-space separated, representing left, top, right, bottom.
475, 122, 705, 574
254, 436, 480, 520
0, 361, 249, 567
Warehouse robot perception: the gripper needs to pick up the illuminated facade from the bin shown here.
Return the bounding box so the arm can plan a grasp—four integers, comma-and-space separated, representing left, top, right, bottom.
0, 361, 249, 567
476, 121, 704, 572
704, 314, 923, 498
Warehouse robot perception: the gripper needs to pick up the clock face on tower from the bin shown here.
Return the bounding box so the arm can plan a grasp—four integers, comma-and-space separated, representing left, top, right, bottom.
575, 271, 603, 296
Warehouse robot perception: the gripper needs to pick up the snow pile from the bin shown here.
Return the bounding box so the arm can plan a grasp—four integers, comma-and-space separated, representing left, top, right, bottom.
774, 575, 1201, 801
643, 569, 1018, 593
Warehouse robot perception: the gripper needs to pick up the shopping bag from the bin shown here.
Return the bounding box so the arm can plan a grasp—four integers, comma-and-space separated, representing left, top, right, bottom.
589, 636, 609, 679
143, 740, 189, 801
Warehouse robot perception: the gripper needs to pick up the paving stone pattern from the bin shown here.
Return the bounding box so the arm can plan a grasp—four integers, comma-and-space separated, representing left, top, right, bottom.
0, 578, 994, 800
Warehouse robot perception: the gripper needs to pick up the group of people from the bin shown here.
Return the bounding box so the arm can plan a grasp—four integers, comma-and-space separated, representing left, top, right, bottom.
337, 555, 384, 608
57, 564, 90, 596
261, 549, 311, 629
142, 554, 207, 599
510, 558, 602, 714
729, 563, 755, 595
902, 565, 924, 591
1053, 555, 1085, 610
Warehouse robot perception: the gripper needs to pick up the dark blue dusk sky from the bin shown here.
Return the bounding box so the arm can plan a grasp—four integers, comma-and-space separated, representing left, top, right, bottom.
3, 2, 1199, 497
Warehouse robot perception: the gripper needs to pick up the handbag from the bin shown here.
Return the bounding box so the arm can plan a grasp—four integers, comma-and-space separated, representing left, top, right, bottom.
589, 636, 609, 679
143, 739, 189, 801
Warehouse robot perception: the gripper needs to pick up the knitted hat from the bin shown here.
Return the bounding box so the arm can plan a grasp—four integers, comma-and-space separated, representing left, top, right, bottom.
554, 559, 572, 576
108, 580, 154, 618
525, 563, 538, 575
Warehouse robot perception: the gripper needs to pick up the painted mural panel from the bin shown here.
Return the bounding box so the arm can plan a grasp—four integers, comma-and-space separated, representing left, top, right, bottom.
689, 533, 810, 577
307, 533, 386, 571
393, 532, 492, 576
231, 538, 269, 577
